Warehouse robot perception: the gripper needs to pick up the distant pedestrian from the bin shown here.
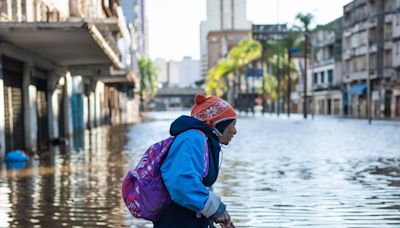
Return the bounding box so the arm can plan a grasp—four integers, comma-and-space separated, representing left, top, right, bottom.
155, 93, 237, 228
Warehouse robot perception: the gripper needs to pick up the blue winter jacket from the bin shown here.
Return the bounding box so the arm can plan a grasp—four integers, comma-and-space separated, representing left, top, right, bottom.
154, 116, 226, 228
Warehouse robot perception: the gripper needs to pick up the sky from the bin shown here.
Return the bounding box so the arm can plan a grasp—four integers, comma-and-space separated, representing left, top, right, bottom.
146, 0, 352, 61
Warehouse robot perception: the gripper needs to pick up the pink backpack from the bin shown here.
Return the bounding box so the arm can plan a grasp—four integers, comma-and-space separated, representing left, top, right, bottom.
121, 131, 209, 222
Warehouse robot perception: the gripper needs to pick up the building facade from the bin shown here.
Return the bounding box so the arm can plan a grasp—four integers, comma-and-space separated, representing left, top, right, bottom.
200, 0, 251, 78
310, 18, 344, 115
342, 0, 400, 118
0, 0, 140, 158
155, 57, 201, 88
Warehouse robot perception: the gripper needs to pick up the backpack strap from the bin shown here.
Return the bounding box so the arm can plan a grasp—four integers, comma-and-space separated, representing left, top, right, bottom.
194, 129, 209, 179
194, 129, 210, 219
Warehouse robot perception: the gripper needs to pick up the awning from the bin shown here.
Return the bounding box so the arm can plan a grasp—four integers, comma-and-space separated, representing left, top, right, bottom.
350, 83, 367, 95
0, 21, 124, 69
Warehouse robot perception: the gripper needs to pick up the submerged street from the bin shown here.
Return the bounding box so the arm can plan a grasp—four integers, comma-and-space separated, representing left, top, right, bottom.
1, 111, 400, 228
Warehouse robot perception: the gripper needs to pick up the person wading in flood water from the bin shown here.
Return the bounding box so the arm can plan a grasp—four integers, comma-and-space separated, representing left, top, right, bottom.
154, 93, 237, 228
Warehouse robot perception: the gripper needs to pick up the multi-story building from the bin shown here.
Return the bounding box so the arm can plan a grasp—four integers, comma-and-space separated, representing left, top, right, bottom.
155, 57, 201, 88
0, 0, 139, 157
206, 30, 248, 72
393, 1, 400, 117
310, 18, 343, 115
179, 56, 201, 87
343, 0, 400, 118
200, 0, 251, 79
120, 0, 148, 57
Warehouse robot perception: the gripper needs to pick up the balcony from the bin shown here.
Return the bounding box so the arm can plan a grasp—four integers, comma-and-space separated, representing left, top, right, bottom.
0, 21, 124, 69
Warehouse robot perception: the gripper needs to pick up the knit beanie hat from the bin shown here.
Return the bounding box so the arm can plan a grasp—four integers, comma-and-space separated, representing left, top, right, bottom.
191, 93, 237, 131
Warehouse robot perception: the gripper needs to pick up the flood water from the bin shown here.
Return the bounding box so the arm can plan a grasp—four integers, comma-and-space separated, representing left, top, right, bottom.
1, 111, 400, 228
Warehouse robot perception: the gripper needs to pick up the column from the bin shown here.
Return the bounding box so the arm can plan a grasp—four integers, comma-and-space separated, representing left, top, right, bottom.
47, 71, 60, 140
0, 54, 5, 158
63, 72, 73, 135
23, 62, 37, 152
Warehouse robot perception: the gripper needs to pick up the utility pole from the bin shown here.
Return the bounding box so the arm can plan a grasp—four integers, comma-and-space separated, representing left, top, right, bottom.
277, 53, 281, 116
376, 0, 384, 118
367, 18, 371, 124
366, 2, 374, 124
287, 49, 291, 117
261, 50, 267, 115
303, 33, 308, 119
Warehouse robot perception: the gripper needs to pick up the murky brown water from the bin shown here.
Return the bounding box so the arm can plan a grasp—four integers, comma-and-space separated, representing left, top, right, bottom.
1, 111, 400, 227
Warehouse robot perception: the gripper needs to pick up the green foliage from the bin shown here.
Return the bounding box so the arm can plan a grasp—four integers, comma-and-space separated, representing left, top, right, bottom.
206, 37, 262, 96
260, 73, 278, 101
138, 58, 159, 101
295, 12, 315, 32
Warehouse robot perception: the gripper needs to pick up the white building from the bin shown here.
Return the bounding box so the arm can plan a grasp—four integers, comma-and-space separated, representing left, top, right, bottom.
155, 57, 201, 88
200, 0, 251, 78
179, 57, 201, 87
310, 18, 343, 116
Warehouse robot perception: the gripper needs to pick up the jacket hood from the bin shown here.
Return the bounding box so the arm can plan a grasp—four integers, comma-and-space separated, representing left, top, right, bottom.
169, 115, 214, 137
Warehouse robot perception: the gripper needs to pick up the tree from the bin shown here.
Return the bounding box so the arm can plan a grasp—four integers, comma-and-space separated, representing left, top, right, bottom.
295, 12, 315, 119
138, 58, 159, 111
205, 37, 262, 102
283, 30, 302, 116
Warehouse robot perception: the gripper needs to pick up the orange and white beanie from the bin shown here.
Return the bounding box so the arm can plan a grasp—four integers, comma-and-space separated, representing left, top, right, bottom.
191, 93, 237, 135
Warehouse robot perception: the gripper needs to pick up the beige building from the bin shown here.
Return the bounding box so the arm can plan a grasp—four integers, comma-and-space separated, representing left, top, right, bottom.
342, 0, 400, 118
200, 0, 251, 78
310, 18, 343, 116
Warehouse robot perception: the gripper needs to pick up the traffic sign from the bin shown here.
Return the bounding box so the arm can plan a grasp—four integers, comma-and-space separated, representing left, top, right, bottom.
252, 24, 288, 41
247, 69, 263, 78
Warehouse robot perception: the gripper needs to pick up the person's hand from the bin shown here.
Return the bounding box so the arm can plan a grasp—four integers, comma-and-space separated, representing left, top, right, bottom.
214, 210, 231, 227
221, 221, 235, 228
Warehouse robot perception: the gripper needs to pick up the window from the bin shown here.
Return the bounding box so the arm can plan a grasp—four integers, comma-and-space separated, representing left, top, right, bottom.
313, 73, 318, 84
321, 71, 325, 83
384, 50, 392, 67
328, 70, 334, 84
397, 13, 400, 26
384, 22, 392, 41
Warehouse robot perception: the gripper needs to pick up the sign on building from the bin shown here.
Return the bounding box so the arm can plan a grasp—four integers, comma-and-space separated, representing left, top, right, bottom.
252, 24, 288, 41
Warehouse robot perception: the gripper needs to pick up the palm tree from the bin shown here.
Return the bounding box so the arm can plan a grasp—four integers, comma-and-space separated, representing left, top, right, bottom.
295, 12, 314, 119
138, 58, 159, 111
205, 37, 262, 105
283, 30, 302, 116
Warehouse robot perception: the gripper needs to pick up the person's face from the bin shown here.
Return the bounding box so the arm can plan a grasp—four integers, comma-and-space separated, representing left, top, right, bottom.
218, 120, 237, 145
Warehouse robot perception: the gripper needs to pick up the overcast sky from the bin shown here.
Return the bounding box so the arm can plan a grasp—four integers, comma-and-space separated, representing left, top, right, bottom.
147, 0, 352, 61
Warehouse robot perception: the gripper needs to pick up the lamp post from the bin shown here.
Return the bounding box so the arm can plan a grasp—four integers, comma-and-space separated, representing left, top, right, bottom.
303, 32, 308, 119
366, 10, 372, 124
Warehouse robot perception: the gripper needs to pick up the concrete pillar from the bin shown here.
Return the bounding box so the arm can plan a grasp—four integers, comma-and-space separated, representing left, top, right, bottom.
23, 63, 38, 152
83, 95, 89, 129
88, 91, 95, 128
95, 81, 103, 127
25, 0, 34, 22
47, 71, 60, 140
64, 72, 73, 135
6, 0, 12, 21
0, 54, 5, 158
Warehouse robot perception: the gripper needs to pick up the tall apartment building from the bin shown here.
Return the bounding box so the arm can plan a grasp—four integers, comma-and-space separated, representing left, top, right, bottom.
200, 0, 251, 79
310, 18, 343, 115
342, 0, 400, 118
120, 0, 148, 57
